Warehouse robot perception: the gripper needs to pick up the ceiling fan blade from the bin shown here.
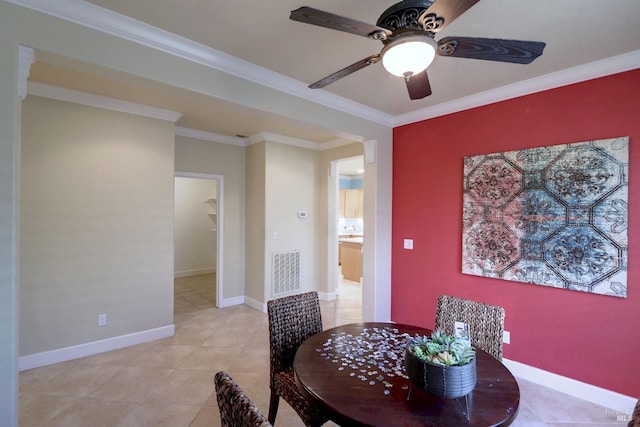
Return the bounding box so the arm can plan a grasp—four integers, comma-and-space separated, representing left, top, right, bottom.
419, 0, 479, 32
437, 36, 546, 64
405, 70, 432, 100
309, 55, 381, 89
290, 7, 391, 40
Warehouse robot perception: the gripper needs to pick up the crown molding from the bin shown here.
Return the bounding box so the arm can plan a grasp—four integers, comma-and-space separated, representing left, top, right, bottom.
27, 81, 182, 122
247, 132, 322, 150
175, 126, 246, 146
24, 81, 358, 149
8, 0, 638, 130
18, 46, 35, 100
5, 0, 395, 127
394, 50, 640, 126
178, 127, 359, 151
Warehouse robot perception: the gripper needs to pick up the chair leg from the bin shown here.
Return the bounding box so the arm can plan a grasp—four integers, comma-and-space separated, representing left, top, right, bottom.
268, 390, 280, 424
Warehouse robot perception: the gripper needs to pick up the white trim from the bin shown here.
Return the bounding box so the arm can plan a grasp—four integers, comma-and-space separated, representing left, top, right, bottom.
18, 325, 175, 371
504, 358, 638, 414
320, 138, 364, 150
179, 126, 359, 151
175, 126, 247, 146
174, 172, 224, 309
5, 0, 393, 127
9, 1, 638, 128
18, 45, 35, 100
394, 50, 640, 126
219, 295, 244, 308
27, 82, 183, 122
174, 267, 216, 278
243, 296, 265, 313
247, 132, 322, 150
363, 140, 376, 164
317, 291, 338, 302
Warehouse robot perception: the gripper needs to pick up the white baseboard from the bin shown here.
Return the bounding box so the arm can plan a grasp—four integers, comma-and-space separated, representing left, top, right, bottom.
503, 358, 637, 414
219, 295, 244, 308
244, 296, 266, 313
19, 325, 175, 371
318, 291, 337, 301
174, 268, 216, 278
243, 290, 338, 313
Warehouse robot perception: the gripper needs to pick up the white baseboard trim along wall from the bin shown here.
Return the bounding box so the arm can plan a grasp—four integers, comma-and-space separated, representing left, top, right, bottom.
18, 325, 175, 371
503, 358, 636, 415
18, 299, 636, 415
174, 268, 216, 278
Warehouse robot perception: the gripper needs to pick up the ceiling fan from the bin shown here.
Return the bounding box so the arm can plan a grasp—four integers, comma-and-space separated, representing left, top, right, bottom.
290, 0, 546, 100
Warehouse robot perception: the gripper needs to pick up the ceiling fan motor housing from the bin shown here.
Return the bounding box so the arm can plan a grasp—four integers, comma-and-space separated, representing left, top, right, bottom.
376, 0, 436, 35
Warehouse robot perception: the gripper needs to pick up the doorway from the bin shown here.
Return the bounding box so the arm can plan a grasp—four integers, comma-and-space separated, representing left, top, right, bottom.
335, 156, 364, 323
174, 173, 222, 315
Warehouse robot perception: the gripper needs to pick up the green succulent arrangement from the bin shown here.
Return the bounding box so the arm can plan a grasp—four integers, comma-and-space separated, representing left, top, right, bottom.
409, 330, 476, 366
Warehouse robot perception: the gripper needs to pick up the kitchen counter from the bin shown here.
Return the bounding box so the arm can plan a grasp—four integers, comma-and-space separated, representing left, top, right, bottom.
338, 236, 363, 244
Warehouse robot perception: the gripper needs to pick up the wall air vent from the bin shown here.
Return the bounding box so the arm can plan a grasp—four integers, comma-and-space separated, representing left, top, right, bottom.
272, 251, 301, 295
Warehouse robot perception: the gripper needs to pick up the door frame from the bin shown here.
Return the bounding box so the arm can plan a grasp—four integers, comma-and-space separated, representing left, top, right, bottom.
174, 171, 224, 307
331, 155, 364, 305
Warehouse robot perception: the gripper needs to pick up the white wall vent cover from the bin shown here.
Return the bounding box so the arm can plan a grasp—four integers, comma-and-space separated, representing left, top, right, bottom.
272, 251, 300, 296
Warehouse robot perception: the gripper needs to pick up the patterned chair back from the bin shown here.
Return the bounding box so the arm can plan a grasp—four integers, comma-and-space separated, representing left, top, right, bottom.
266, 291, 327, 426
435, 294, 505, 360
214, 371, 272, 427
629, 399, 640, 427
267, 291, 323, 376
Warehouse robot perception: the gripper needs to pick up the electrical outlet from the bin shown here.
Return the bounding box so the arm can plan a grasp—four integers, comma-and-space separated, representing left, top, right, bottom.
98, 314, 107, 327
503, 330, 510, 344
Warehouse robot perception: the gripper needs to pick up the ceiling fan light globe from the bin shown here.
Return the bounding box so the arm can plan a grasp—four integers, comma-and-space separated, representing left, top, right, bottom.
381, 36, 437, 77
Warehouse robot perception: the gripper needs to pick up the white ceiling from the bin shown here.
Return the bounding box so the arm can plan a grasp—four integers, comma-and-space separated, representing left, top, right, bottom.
15, 0, 640, 143
339, 157, 365, 176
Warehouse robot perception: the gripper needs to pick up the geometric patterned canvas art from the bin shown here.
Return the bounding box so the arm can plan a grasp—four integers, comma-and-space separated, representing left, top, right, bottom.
462, 137, 629, 297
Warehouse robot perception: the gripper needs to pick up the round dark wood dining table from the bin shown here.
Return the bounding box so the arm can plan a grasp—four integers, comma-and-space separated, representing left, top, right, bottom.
293, 322, 520, 426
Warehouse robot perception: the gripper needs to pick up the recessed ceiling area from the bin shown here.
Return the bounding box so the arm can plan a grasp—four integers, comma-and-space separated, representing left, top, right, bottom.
27, 51, 364, 145
17, 0, 640, 142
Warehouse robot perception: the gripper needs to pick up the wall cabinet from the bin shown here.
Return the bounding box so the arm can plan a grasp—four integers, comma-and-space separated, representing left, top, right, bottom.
339, 189, 363, 218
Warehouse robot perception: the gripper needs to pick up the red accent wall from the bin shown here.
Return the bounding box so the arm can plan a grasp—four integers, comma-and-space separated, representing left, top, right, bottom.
391, 69, 640, 397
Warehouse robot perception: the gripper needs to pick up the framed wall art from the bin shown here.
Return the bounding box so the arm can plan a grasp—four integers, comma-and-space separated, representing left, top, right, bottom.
462, 137, 629, 297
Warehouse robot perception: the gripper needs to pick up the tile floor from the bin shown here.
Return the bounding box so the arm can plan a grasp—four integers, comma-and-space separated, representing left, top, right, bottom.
18, 274, 629, 426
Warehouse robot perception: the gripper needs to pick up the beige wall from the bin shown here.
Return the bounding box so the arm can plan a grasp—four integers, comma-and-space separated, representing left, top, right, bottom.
245, 142, 266, 303
244, 138, 365, 306
264, 140, 319, 300
174, 177, 217, 276
20, 96, 175, 355
175, 135, 246, 301
0, 3, 393, 422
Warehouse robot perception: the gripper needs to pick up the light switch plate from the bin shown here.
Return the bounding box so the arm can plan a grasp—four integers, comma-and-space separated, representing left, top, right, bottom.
403, 239, 413, 250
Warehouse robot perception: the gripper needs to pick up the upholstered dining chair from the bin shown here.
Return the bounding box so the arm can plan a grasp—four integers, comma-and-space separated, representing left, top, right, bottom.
267, 291, 329, 427
435, 294, 506, 361
214, 371, 272, 427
